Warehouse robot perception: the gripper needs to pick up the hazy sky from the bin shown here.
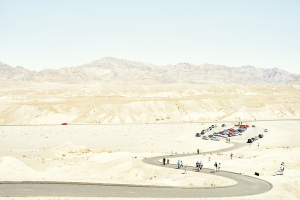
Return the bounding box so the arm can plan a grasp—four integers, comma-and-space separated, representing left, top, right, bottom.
0, 0, 299, 74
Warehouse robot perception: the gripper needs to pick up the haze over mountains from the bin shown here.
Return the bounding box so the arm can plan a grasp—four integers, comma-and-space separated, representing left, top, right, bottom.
0, 57, 298, 85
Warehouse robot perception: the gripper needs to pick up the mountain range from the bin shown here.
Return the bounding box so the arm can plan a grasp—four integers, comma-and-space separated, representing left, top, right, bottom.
0, 57, 298, 85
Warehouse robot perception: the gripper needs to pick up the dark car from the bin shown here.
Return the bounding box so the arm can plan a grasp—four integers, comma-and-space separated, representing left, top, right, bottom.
201, 130, 206, 134
258, 134, 264, 138
196, 133, 201, 137
252, 125, 256, 127
222, 124, 226, 127
247, 139, 252, 143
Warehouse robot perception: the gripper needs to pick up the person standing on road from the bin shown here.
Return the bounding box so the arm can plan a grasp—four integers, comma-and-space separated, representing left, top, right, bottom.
180, 161, 183, 168
258, 143, 259, 147
163, 157, 166, 165
280, 162, 285, 175
218, 163, 221, 172
167, 159, 169, 164
177, 160, 180, 169
214, 162, 218, 172
230, 153, 233, 159
200, 161, 203, 171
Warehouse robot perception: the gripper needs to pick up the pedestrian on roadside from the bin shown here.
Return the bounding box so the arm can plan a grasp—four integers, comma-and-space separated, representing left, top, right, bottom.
208, 157, 210, 162
197, 149, 200, 154
177, 160, 180, 169
180, 161, 183, 168
184, 166, 187, 174
218, 163, 221, 172
200, 161, 203, 170
167, 159, 169, 164
214, 162, 218, 173
230, 153, 233, 159
163, 158, 166, 165
280, 162, 285, 175
258, 143, 259, 147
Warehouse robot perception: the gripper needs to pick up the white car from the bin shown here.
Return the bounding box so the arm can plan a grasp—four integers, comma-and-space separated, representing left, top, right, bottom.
211, 136, 220, 141
264, 129, 268, 132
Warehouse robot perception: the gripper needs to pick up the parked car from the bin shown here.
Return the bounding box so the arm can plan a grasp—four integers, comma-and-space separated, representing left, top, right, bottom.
247, 139, 252, 143
202, 136, 209, 140
264, 129, 268, 132
258, 134, 264, 138
211, 136, 220, 141
201, 130, 206, 134
195, 133, 201, 137
211, 125, 215, 128
222, 124, 226, 127
252, 125, 256, 127
208, 134, 214, 138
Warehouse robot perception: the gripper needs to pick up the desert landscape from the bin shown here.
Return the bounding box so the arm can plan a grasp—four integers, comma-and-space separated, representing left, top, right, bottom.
0, 76, 300, 199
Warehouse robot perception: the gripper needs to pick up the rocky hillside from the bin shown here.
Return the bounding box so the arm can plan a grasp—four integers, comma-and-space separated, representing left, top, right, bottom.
0, 84, 299, 125
0, 58, 296, 85
0, 62, 35, 82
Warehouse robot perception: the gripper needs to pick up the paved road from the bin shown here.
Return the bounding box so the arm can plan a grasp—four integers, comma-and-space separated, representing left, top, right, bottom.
0, 142, 272, 198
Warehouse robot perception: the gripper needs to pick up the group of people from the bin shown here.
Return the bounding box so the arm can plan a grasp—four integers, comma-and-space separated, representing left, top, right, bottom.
162, 157, 169, 165
213, 162, 221, 172
197, 149, 202, 154
196, 161, 203, 171
177, 160, 188, 174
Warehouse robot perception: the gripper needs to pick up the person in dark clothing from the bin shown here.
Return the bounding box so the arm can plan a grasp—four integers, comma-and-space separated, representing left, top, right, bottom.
163, 157, 166, 165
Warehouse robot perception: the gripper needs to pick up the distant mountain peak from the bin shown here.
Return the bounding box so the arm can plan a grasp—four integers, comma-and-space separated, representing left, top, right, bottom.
0, 58, 297, 85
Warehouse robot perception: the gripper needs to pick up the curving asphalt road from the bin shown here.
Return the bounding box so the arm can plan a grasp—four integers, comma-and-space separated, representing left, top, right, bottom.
0, 142, 272, 198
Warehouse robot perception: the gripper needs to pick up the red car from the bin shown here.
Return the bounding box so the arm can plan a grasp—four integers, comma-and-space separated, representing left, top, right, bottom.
61, 123, 68, 125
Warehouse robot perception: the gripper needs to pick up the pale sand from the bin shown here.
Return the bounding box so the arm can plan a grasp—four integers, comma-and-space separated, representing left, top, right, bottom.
0, 120, 300, 199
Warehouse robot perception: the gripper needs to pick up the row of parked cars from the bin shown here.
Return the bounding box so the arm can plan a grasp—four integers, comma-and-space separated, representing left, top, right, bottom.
212, 125, 249, 138
247, 134, 264, 143
196, 124, 227, 137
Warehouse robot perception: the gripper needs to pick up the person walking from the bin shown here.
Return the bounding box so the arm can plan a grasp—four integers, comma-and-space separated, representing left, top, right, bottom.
280, 162, 284, 175
230, 153, 233, 159
180, 161, 183, 168
167, 159, 169, 164
258, 143, 259, 147
197, 149, 200, 154
177, 160, 180, 169
163, 157, 166, 165
208, 157, 211, 162
196, 161, 200, 171
214, 162, 218, 173
200, 161, 203, 171
184, 166, 187, 174
218, 163, 221, 172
